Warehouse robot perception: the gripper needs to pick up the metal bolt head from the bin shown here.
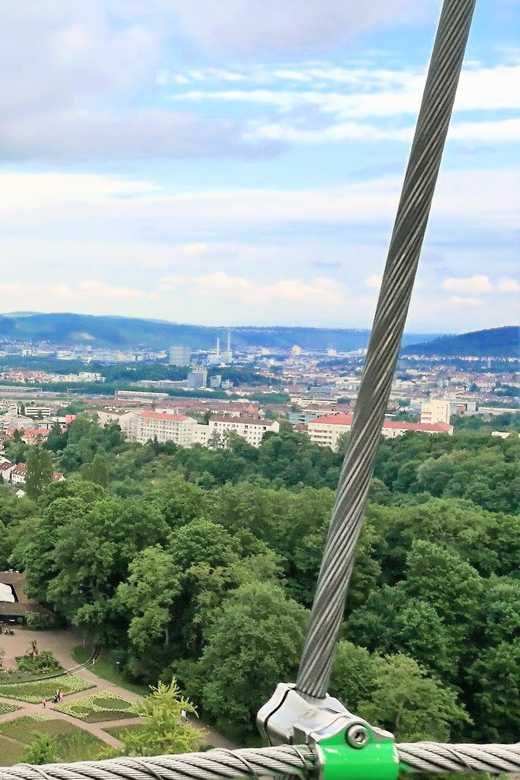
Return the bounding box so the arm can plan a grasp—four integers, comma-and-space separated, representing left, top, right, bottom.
346, 724, 369, 748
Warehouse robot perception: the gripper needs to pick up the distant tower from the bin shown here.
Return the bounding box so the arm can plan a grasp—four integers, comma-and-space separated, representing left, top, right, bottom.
222, 329, 233, 364
216, 337, 220, 357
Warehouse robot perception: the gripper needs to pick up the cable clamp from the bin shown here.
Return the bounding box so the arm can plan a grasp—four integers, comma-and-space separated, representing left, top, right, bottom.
258, 683, 399, 780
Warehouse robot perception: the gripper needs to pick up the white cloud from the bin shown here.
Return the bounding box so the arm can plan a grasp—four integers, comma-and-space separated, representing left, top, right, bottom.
166, 0, 433, 55
171, 60, 520, 118
78, 280, 144, 299
498, 277, 520, 292
1, 169, 517, 237
442, 276, 494, 294
366, 274, 382, 289
449, 296, 484, 307
158, 272, 346, 306
180, 243, 209, 258
0, 171, 157, 209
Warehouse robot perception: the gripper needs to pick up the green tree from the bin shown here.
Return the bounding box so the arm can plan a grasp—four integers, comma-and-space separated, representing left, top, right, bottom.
25, 446, 53, 500
21, 734, 59, 764
359, 653, 470, 741
197, 582, 307, 734
117, 546, 181, 651
329, 641, 377, 711
468, 639, 520, 742
121, 680, 202, 756
81, 452, 110, 487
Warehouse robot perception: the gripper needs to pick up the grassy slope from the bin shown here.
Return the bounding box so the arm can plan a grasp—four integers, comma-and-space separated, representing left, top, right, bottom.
72, 647, 149, 697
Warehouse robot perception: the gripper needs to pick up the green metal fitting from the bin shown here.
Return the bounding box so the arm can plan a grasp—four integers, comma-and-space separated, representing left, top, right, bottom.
315, 724, 400, 780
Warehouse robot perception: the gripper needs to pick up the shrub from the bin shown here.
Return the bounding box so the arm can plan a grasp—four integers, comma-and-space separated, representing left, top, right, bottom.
16, 650, 62, 675
25, 612, 54, 630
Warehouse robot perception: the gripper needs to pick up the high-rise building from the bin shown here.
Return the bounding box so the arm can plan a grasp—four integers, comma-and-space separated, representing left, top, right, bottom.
187, 369, 208, 389
420, 399, 452, 424
169, 345, 191, 366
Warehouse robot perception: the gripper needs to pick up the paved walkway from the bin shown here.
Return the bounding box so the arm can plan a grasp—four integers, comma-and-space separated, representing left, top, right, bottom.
0, 628, 239, 759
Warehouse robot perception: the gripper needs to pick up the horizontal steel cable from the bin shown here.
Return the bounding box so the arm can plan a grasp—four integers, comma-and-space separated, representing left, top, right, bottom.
295, 0, 477, 700
397, 742, 520, 774
0, 746, 314, 780
4, 743, 520, 780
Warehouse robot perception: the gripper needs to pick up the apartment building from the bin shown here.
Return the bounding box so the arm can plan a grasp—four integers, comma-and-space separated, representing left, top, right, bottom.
135, 411, 197, 446
206, 416, 280, 447
420, 399, 451, 424
96, 408, 137, 439
308, 413, 453, 451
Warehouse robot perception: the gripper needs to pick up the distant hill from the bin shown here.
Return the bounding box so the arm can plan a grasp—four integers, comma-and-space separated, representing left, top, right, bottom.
0, 312, 440, 352
403, 326, 519, 357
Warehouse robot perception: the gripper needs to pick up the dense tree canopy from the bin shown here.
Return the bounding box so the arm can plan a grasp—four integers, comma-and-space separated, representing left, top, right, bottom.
1, 413, 519, 742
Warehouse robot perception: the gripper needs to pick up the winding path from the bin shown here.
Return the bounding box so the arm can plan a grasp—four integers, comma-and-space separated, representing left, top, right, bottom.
0, 628, 238, 757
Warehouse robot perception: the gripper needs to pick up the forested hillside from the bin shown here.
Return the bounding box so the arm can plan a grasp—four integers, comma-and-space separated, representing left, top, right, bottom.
1, 416, 519, 743
403, 325, 518, 357
0, 312, 437, 351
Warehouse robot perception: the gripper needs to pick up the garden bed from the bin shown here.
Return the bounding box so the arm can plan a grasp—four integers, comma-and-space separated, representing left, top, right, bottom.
0, 717, 104, 762
55, 692, 136, 723
0, 702, 21, 715
0, 675, 93, 703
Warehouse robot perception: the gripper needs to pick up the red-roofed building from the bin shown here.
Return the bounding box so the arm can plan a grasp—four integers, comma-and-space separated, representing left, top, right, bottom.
308, 414, 453, 451
6, 428, 50, 446
7, 463, 65, 488
0, 460, 14, 482
10, 463, 27, 485
136, 411, 197, 447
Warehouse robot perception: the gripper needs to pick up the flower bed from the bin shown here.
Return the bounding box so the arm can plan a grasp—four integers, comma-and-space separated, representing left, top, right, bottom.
0, 703, 20, 715
0, 675, 93, 703
55, 691, 136, 723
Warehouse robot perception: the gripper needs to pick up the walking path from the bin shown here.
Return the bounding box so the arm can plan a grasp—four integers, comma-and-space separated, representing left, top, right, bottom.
0, 628, 238, 761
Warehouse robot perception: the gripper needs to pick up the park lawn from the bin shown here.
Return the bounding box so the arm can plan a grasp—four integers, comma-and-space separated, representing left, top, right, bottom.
72, 646, 149, 697
104, 722, 144, 739
55, 692, 136, 723
0, 735, 25, 766
0, 675, 93, 703
0, 717, 104, 762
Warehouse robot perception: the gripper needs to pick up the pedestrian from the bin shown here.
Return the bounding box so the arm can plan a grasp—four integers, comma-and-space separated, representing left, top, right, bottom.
59, 691, 63, 701
42, 698, 46, 708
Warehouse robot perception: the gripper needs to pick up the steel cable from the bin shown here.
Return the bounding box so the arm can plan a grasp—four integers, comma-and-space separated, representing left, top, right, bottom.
0, 746, 314, 780
295, 0, 477, 699
397, 742, 520, 774
5, 743, 520, 780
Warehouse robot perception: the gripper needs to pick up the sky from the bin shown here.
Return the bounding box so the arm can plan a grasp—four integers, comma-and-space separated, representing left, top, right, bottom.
0, 0, 519, 334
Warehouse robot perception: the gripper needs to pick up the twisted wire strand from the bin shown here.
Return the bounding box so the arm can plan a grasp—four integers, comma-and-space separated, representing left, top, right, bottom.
5, 743, 520, 780
397, 742, 520, 774
295, 0, 477, 700
0, 746, 315, 780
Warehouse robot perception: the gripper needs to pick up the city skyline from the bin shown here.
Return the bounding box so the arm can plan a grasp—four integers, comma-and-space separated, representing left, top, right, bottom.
0, 1, 518, 333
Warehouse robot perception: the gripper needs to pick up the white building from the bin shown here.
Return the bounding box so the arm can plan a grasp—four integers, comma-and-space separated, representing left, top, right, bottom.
95, 409, 137, 440
206, 416, 279, 447
187, 370, 207, 389
169, 345, 191, 366
135, 412, 197, 447
308, 413, 453, 451
420, 399, 452, 424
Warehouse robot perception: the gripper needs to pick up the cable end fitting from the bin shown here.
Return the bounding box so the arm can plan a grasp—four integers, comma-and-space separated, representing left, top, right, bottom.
258, 683, 399, 780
